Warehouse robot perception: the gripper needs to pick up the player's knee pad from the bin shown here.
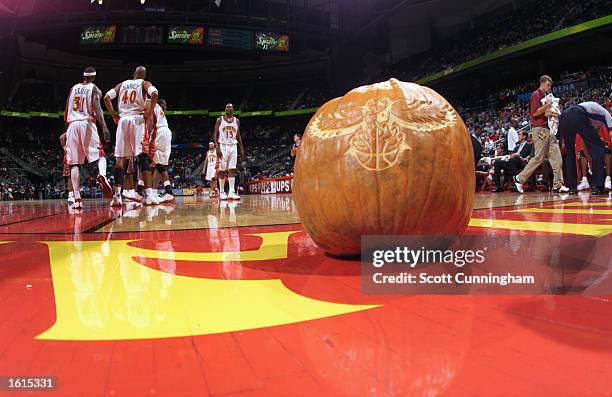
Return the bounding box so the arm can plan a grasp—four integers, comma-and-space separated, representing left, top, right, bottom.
156, 164, 166, 174
137, 153, 151, 172
114, 166, 124, 186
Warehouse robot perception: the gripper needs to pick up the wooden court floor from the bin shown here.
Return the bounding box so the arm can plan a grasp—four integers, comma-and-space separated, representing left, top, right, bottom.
0, 192, 610, 397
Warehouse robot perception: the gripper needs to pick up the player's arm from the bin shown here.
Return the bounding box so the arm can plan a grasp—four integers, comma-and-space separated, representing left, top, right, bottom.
236, 119, 244, 158
144, 99, 155, 134
214, 117, 222, 158
59, 132, 67, 149
104, 84, 121, 124
93, 86, 110, 142
142, 81, 158, 116
64, 88, 72, 130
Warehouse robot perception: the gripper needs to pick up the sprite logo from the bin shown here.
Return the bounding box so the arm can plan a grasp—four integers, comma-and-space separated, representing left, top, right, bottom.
168, 27, 204, 44
81, 25, 116, 44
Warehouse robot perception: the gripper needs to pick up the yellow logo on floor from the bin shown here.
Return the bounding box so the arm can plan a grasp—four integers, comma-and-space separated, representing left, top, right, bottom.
36, 232, 377, 341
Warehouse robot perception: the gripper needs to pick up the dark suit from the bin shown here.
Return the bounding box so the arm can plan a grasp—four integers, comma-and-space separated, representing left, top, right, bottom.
470, 135, 482, 167
492, 141, 532, 187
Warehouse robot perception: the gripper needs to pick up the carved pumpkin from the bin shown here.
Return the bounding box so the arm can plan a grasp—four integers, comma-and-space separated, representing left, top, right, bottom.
293, 79, 475, 256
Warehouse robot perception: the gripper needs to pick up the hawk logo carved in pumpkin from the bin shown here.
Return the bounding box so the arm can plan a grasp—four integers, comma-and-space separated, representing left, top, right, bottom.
307, 83, 458, 171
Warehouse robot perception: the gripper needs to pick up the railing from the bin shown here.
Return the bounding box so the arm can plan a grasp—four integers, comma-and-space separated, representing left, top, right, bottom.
0, 147, 47, 177
250, 146, 292, 168
564, 88, 593, 107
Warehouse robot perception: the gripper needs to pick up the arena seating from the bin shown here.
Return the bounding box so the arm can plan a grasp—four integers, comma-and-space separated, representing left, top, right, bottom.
378, 0, 612, 83
0, 64, 609, 199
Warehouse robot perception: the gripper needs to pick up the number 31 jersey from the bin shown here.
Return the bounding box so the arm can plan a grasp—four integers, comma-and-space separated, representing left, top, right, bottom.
65, 83, 95, 123
118, 79, 146, 117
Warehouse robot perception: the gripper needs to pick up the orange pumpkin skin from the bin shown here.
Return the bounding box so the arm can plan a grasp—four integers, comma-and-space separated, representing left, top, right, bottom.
293, 79, 475, 257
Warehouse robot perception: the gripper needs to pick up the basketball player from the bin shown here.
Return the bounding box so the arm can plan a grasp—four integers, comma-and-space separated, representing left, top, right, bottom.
121, 158, 142, 202
203, 142, 218, 197
64, 67, 111, 210
104, 65, 159, 206
149, 99, 174, 203
558, 101, 612, 195
214, 103, 244, 200
59, 132, 74, 205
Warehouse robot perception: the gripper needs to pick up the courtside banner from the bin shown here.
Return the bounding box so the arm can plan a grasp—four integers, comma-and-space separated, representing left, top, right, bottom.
167, 26, 205, 44
248, 176, 293, 194
255, 32, 289, 51
361, 234, 612, 295
81, 25, 117, 45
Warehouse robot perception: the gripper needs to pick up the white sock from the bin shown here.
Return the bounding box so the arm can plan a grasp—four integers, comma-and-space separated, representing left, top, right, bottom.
146, 188, 153, 196
219, 177, 225, 193
114, 186, 121, 196
581, 177, 588, 183
228, 177, 235, 194
606, 176, 611, 182
68, 191, 74, 198
70, 167, 81, 200
138, 179, 145, 187
98, 157, 107, 177
163, 180, 170, 187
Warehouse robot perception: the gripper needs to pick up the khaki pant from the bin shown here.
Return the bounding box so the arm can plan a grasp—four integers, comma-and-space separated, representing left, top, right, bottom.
517, 127, 564, 188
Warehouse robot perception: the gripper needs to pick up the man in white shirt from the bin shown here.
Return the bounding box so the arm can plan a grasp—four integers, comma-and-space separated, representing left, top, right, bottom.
506, 118, 519, 152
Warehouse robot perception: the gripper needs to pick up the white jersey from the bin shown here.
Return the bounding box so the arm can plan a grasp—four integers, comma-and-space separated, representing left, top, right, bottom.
153, 103, 169, 130
118, 79, 146, 117
218, 115, 239, 145
579, 101, 612, 129
66, 83, 96, 123
206, 150, 217, 167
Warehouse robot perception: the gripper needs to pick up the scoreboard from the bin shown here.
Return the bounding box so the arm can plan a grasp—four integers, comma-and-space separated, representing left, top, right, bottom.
206, 28, 253, 50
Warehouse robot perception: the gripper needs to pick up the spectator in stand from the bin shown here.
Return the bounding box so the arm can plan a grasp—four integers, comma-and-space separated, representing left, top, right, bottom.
491, 130, 532, 192
470, 125, 484, 167
507, 118, 520, 152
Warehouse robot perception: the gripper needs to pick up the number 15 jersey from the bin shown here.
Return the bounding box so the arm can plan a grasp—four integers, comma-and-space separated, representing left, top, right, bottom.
218, 115, 239, 145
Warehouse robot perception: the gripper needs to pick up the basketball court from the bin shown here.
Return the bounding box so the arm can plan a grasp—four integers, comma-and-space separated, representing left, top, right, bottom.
0, 192, 610, 396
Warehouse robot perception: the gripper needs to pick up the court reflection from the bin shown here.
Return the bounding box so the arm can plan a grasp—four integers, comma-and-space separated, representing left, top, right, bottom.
98, 194, 300, 233
38, 227, 374, 340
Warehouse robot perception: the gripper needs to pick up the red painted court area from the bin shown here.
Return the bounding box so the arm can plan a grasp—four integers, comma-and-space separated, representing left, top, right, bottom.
0, 195, 611, 397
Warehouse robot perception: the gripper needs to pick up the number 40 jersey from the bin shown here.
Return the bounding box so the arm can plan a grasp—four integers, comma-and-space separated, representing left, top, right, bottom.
118, 79, 146, 117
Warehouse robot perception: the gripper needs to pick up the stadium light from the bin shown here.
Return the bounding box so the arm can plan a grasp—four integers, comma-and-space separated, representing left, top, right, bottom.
140, 0, 145, 4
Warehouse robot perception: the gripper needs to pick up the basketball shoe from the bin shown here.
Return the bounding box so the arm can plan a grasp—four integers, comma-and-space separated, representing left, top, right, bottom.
97, 174, 113, 198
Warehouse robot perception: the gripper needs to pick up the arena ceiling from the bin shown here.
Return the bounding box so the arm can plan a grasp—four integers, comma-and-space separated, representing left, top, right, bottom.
0, 0, 537, 81
343, 0, 534, 58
